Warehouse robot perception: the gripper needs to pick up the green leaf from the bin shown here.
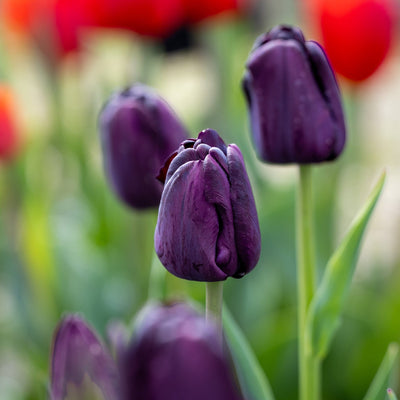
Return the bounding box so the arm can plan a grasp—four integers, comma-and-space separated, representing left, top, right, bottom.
306, 171, 386, 359
363, 343, 399, 400
223, 307, 275, 400
387, 388, 399, 400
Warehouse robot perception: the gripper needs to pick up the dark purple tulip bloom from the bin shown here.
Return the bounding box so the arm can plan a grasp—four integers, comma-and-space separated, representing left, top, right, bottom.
155, 128, 261, 282
243, 25, 346, 164
120, 302, 243, 400
49, 304, 243, 400
99, 84, 187, 209
50, 315, 119, 400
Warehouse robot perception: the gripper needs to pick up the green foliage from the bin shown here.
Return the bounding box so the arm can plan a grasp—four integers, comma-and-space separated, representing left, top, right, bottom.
223, 307, 275, 400
363, 343, 399, 400
306, 172, 386, 359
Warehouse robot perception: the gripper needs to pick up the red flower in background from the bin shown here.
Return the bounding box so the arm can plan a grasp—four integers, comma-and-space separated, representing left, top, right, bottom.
0, 87, 19, 162
308, 0, 397, 82
1, 0, 94, 56
90, 0, 185, 38
182, 0, 243, 24
1, 0, 248, 60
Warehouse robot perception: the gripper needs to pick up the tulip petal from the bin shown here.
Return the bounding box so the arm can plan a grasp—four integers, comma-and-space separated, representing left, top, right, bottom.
204, 152, 237, 276
244, 25, 346, 164
99, 84, 187, 209
227, 145, 261, 276
155, 160, 228, 281
197, 129, 227, 154
306, 40, 346, 157
165, 148, 200, 184
120, 303, 243, 400
50, 315, 119, 400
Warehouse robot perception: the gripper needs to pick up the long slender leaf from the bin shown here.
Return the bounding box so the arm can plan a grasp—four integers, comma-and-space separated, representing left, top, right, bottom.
363, 343, 399, 400
306, 171, 386, 359
223, 307, 275, 400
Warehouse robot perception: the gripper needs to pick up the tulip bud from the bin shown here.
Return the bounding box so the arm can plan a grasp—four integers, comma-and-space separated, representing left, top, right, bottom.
99, 84, 187, 209
155, 128, 260, 282
120, 302, 243, 400
50, 315, 119, 400
243, 25, 346, 164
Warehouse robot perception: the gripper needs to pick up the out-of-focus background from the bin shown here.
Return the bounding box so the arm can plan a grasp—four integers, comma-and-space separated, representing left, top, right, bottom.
0, 0, 399, 399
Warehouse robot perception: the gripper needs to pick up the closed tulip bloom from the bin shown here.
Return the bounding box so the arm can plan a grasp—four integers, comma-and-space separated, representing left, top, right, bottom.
50, 315, 119, 400
120, 302, 243, 400
243, 25, 346, 164
155, 128, 260, 281
99, 84, 187, 209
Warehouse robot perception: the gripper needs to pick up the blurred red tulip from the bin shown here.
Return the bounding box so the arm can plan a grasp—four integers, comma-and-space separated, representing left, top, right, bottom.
1, 0, 250, 60
1, 0, 94, 58
91, 0, 185, 37
0, 87, 19, 162
310, 0, 397, 82
182, 0, 245, 24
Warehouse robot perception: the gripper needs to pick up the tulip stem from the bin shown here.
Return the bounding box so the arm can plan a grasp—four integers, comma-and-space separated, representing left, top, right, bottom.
297, 165, 320, 400
206, 282, 224, 338
148, 251, 168, 301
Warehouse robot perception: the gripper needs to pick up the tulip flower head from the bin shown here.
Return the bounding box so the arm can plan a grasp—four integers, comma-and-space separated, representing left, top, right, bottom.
314, 0, 396, 82
99, 84, 187, 209
243, 25, 346, 164
50, 315, 119, 400
120, 302, 243, 400
50, 303, 243, 400
155, 129, 261, 282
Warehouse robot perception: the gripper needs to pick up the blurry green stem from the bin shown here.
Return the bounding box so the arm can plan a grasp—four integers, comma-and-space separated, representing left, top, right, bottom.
206, 282, 224, 343
297, 165, 320, 400
148, 252, 167, 301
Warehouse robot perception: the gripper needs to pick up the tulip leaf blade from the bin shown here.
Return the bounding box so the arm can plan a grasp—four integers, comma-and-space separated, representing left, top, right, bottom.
306, 171, 386, 359
223, 307, 275, 400
363, 343, 399, 400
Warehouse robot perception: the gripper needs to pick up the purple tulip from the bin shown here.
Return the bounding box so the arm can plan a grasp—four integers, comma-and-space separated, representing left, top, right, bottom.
243, 25, 346, 164
99, 84, 187, 209
49, 304, 243, 400
49, 315, 119, 400
119, 302, 243, 400
155, 128, 261, 282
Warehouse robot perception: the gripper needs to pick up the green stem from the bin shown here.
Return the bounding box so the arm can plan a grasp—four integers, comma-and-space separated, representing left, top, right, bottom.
148, 251, 167, 301
206, 281, 224, 345
297, 165, 320, 400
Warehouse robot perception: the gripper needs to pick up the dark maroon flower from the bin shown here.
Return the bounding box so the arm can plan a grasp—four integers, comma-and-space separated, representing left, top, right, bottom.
155, 128, 261, 282
49, 315, 119, 400
120, 302, 243, 400
49, 304, 244, 400
99, 84, 187, 209
243, 25, 346, 164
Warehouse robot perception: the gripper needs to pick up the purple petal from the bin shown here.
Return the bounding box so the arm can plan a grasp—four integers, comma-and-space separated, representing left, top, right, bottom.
120, 303, 243, 400
306, 41, 346, 158
99, 84, 187, 209
50, 315, 119, 400
204, 152, 237, 276
155, 160, 228, 281
227, 145, 261, 276
197, 129, 227, 154
243, 25, 346, 164
165, 148, 200, 185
